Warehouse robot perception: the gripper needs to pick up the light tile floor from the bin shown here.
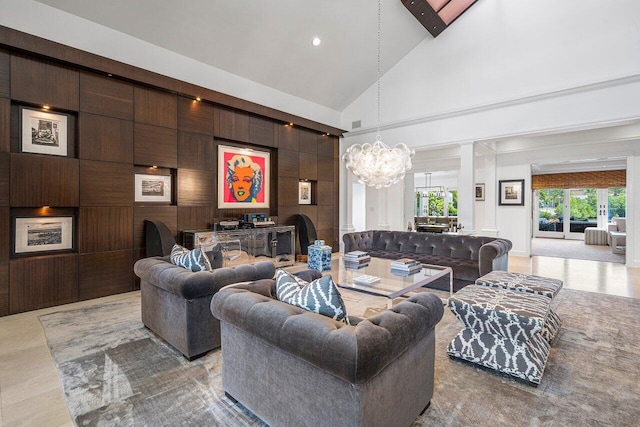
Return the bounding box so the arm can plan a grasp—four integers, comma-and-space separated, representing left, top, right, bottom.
1, 255, 638, 426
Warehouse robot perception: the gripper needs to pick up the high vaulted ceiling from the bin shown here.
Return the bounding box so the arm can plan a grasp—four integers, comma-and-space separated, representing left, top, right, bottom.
34, 0, 431, 112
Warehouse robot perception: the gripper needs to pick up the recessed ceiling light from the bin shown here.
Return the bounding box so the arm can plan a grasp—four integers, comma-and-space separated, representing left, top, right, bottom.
312, 37, 321, 46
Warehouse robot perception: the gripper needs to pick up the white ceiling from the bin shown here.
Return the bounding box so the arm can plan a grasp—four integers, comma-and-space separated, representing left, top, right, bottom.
34, 0, 430, 112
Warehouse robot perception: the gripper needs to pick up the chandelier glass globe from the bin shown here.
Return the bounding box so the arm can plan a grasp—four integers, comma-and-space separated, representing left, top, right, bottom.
343, 135, 415, 189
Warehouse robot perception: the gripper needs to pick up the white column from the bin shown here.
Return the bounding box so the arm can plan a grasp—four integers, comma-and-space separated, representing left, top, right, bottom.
404, 173, 415, 230
458, 142, 475, 233
626, 154, 637, 268
339, 138, 355, 252
481, 150, 499, 237
377, 187, 390, 230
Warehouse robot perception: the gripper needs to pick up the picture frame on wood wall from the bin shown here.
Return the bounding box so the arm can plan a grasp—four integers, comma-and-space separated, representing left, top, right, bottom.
218, 145, 270, 209
498, 179, 525, 206
14, 216, 74, 254
299, 181, 312, 205
20, 106, 69, 157
135, 174, 172, 203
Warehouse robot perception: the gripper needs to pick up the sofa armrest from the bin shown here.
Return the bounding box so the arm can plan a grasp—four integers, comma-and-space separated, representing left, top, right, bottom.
134, 257, 276, 299
607, 223, 617, 232
342, 231, 375, 253
478, 238, 512, 276
211, 288, 443, 384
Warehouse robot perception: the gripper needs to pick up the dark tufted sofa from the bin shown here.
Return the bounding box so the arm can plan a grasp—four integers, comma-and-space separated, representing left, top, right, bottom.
343, 230, 512, 292
211, 277, 444, 427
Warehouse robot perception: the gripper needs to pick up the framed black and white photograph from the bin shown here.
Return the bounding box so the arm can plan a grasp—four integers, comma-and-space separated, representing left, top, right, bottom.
135, 174, 172, 203
475, 183, 485, 201
299, 181, 311, 205
20, 106, 69, 156
14, 216, 74, 254
498, 179, 525, 206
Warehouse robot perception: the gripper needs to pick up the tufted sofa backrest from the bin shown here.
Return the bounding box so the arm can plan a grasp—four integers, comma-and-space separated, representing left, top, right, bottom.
371, 231, 498, 261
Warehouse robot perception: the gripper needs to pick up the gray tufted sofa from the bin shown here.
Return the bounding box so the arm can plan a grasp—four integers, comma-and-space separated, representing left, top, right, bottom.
211, 277, 444, 427
134, 256, 276, 360
343, 230, 512, 292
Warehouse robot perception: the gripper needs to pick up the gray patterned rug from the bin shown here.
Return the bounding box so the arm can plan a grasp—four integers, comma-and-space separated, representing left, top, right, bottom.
40, 288, 640, 426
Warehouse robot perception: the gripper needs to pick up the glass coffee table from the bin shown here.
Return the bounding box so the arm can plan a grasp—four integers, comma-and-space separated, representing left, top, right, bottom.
333, 257, 453, 307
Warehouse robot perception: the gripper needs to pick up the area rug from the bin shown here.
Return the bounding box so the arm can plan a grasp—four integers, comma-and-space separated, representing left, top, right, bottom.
40, 289, 640, 426
531, 237, 625, 263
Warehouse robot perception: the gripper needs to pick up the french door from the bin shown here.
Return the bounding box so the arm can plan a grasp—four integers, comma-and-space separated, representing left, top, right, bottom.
534, 188, 605, 240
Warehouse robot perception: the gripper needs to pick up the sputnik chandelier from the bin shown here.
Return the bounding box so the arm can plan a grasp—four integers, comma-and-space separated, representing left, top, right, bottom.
343, 0, 415, 189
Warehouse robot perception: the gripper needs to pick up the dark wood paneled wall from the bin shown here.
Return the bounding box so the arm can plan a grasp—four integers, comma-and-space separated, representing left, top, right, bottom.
0, 43, 340, 316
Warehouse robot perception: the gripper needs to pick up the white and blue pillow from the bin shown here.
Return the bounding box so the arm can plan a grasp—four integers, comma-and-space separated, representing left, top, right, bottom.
169, 244, 212, 272
275, 269, 350, 324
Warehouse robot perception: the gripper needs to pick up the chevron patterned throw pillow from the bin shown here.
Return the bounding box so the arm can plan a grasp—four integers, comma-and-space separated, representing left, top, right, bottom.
275, 269, 350, 324
169, 244, 212, 272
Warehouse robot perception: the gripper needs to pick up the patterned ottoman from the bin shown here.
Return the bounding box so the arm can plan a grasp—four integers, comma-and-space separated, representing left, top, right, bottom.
475, 271, 563, 343
447, 285, 555, 384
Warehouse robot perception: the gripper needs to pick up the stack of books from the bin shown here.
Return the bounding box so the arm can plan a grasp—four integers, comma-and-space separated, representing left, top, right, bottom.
343, 251, 371, 269
390, 258, 422, 276
353, 274, 380, 286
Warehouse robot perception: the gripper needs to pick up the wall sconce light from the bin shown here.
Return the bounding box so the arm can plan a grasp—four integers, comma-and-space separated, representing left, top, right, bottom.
195, 97, 201, 102
43, 105, 50, 110
151, 165, 158, 169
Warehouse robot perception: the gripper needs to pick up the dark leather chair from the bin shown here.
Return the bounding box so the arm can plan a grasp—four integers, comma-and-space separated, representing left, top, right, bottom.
296, 214, 318, 255
145, 219, 176, 257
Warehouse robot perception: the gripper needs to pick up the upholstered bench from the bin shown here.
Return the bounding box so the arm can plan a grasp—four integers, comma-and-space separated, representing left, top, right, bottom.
474, 271, 562, 343
584, 227, 609, 245
447, 285, 554, 384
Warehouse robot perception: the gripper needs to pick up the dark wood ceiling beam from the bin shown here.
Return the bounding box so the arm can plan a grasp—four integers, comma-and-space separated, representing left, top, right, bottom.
401, 0, 478, 38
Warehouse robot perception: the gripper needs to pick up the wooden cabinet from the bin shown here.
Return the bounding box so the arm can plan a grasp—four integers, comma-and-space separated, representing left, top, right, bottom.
178, 132, 214, 170
11, 55, 79, 111
177, 169, 214, 206
178, 96, 214, 135
0, 98, 9, 152
9, 253, 79, 314
79, 250, 134, 300
78, 207, 133, 253
134, 87, 177, 128
0, 263, 8, 317
0, 208, 8, 262
249, 116, 276, 147
214, 107, 249, 142
0, 50, 9, 98
79, 113, 134, 163
134, 123, 177, 168
0, 153, 8, 205
11, 154, 79, 207
79, 72, 134, 120
79, 160, 133, 207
